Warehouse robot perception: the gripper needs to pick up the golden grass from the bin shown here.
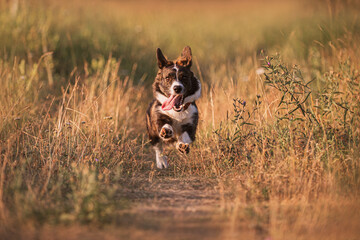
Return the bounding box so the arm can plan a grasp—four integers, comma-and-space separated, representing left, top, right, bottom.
0, 0, 359, 239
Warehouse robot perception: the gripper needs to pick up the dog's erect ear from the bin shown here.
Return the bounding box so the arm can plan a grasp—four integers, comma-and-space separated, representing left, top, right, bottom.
178, 46, 192, 67
156, 48, 169, 69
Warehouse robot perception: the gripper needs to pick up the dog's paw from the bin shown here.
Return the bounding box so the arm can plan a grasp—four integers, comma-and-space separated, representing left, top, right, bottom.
156, 155, 168, 169
160, 125, 173, 139
176, 142, 190, 154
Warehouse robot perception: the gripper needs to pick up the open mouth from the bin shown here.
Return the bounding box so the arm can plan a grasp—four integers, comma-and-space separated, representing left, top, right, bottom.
161, 94, 184, 112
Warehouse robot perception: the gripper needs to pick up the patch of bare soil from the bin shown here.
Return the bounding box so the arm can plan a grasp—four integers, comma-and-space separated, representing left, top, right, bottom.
2, 177, 262, 240
112, 176, 261, 240
116, 177, 226, 240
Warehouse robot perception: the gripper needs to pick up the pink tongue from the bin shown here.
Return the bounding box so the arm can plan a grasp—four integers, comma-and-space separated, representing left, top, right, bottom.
162, 95, 179, 111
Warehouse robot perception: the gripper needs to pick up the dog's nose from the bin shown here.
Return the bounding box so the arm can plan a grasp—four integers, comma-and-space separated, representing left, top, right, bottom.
173, 85, 183, 94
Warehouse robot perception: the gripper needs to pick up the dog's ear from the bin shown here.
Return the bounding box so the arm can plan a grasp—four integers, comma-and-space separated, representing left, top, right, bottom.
156, 48, 169, 69
178, 46, 192, 68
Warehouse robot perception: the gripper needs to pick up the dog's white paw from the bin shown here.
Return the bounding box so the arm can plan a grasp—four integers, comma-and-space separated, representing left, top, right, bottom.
156, 155, 168, 169
159, 124, 173, 139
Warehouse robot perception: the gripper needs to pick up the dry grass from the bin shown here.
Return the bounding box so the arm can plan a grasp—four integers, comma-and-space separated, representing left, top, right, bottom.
0, 0, 360, 239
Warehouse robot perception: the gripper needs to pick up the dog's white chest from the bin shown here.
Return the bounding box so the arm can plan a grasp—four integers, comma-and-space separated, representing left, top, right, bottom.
162, 104, 197, 122
159, 104, 197, 134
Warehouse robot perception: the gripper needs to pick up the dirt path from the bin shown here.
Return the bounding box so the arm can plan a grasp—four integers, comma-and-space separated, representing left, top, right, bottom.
116, 177, 227, 240
114, 176, 263, 240
4, 177, 262, 240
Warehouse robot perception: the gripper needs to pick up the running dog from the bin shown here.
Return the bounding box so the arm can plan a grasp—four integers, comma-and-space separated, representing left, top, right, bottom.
146, 46, 201, 169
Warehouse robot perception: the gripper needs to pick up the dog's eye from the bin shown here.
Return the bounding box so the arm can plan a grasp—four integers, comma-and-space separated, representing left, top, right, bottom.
165, 75, 174, 82
179, 75, 187, 81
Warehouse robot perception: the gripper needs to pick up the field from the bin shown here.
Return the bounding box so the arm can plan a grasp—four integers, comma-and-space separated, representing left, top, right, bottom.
0, 0, 360, 239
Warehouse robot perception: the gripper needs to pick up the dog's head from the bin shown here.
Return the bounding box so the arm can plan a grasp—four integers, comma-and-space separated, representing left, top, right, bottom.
153, 46, 201, 112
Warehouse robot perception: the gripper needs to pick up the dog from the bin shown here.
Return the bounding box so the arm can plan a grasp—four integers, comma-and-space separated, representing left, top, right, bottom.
146, 46, 201, 169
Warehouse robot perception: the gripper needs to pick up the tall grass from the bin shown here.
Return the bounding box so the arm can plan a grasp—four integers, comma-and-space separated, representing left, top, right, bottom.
0, 0, 359, 239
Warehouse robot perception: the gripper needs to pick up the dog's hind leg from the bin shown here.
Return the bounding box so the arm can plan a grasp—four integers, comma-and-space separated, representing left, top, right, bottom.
154, 144, 168, 169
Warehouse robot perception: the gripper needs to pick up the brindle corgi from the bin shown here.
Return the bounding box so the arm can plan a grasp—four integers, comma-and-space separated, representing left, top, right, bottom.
146, 46, 201, 169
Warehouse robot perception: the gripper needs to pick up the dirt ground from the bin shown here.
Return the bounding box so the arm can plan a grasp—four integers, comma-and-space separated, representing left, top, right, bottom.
3, 173, 360, 240
2, 176, 267, 240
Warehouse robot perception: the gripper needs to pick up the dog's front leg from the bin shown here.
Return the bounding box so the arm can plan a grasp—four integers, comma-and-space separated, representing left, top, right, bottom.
154, 124, 174, 169
176, 131, 192, 154
159, 123, 174, 140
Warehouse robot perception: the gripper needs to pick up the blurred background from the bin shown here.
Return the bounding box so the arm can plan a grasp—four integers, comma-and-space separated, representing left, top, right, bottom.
1, 0, 360, 84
